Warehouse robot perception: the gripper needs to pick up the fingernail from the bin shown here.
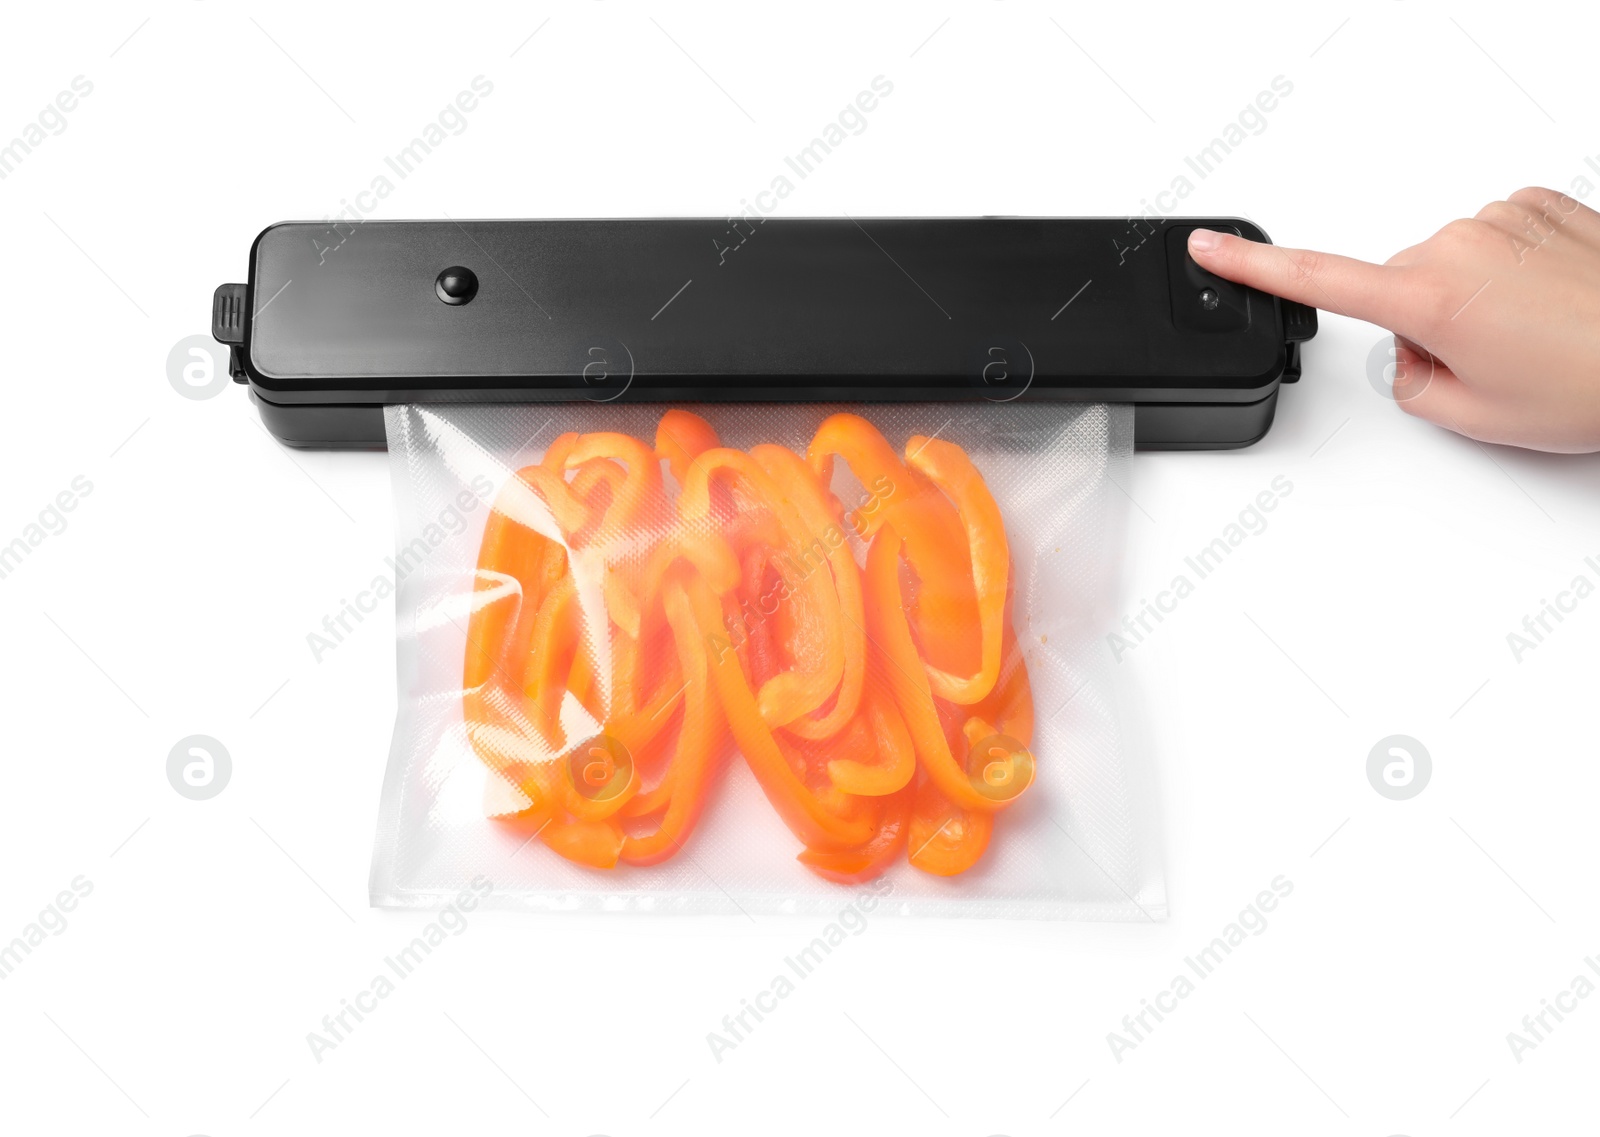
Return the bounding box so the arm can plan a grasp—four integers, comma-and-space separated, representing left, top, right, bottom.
1188, 228, 1223, 253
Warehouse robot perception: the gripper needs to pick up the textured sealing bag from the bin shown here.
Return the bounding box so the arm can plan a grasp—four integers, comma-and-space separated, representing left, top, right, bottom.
369, 401, 1162, 919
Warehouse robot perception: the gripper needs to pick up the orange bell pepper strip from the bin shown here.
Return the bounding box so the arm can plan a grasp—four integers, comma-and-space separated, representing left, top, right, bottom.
806, 414, 980, 678
521, 575, 580, 747
463, 439, 676, 853
620, 575, 726, 865
907, 775, 993, 876
541, 814, 625, 869
750, 443, 866, 738
962, 620, 1034, 743
608, 525, 740, 642
557, 431, 664, 540
682, 572, 874, 851
463, 553, 537, 698
804, 412, 910, 542
463, 476, 576, 819
864, 524, 1024, 814
567, 457, 628, 549
655, 409, 721, 485
616, 638, 689, 820
949, 616, 1036, 806
607, 527, 734, 794
798, 785, 912, 884
822, 679, 915, 797
619, 730, 678, 819
541, 431, 579, 473
960, 718, 1035, 804
565, 636, 603, 722
735, 540, 837, 720
605, 612, 682, 738
497, 462, 592, 539
553, 436, 666, 663
463, 470, 578, 696
679, 448, 846, 730
610, 537, 732, 820
463, 684, 562, 825
904, 436, 1009, 705
552, 562, 712, 824
488, 537, 569, 704
553, 734, 640, 823
615, 600, 685, 819
711, 508, 787, 657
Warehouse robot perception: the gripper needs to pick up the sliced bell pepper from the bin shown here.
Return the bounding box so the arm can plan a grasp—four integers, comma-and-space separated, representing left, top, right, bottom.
463, 471, 576, 694
679, 447, 847, 731
463, 409, 1035, 880
804, 412, 910, 542
750, 442, 866, 738
682, 571, 875, 851
541, 814, 625, 869
960, 718, 1035, 804
463, 480, 575, 817
806, 414, 980, 679
822, 678, 916, 797
620, 575, 726, 865
655, 409, 721, 485
735, 539, 837, 721
965, 620, 1034, 744
566, 456, 629, 549
496, 462, 592, 539
541, 431, 580, 473
605, 616, 682, 745
614, 621, 686, 820
798, 785, 912, 884
907, 775, 993, 876
521, 575, 580, 747
557, 431, 664, 541
863, 524, 1024, 814
464, 685, 561, 826
608, 525, 740, 642
903, 435, 1009, 705
555, 731, 641, 823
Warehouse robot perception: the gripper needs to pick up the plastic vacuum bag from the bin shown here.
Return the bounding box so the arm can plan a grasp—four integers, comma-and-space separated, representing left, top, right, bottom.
369, 402, 1163, 919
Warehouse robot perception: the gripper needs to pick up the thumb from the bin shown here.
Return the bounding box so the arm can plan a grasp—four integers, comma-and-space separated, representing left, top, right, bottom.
1187, 229, 1409, 332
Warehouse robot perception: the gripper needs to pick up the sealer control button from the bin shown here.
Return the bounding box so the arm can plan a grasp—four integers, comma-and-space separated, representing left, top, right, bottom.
435, 266, 478, 305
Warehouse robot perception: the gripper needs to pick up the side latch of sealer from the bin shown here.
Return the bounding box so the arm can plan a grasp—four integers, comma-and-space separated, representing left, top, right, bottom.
212, 283, 248, 384
1277, 300, 1317, 383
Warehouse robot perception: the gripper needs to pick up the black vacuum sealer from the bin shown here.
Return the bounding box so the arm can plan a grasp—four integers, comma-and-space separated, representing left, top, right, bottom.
212, 217, 1315, 449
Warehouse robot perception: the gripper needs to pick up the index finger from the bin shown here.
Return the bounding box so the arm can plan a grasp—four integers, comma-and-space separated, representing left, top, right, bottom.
1187, 228, 1411, 332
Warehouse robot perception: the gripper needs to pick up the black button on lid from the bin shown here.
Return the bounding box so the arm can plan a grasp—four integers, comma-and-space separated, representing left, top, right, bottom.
436, 266, 478, 305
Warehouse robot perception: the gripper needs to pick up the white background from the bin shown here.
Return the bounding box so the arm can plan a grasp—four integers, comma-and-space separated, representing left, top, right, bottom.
2, 1, 1598, 1133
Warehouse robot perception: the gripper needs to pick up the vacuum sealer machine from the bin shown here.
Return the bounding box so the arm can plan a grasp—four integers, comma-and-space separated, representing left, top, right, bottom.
212, 217, 1315, 449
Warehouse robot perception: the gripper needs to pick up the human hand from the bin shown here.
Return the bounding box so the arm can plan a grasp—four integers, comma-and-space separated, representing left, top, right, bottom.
1188, 189, 1600, 453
